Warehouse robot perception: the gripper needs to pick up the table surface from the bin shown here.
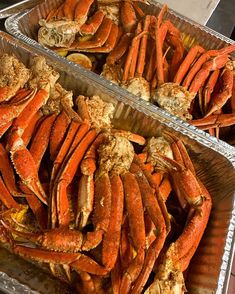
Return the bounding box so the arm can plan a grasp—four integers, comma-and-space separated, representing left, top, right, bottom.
156, 0, 220, 25
0, 1, 234, 294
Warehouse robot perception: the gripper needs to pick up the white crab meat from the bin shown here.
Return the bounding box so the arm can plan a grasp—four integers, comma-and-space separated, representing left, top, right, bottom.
144, 268, 185, 294
38, 19, 81, 48
152, 83, 195, 120
42, 83, 74, 115
144, 137, 173, 169
123, 77, 151, 101
101, 63, 123, 85
28, 56, 60, 91
98, 134, 134, 174
145, 244, 186, 294
0, 54, 30, 101
97, 2, 120, 25
84, 95, 115, 129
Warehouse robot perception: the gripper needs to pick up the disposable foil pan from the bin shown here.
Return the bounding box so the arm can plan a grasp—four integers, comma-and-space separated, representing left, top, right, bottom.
4, 0, 235, 149
0, 31, 235, 294
0, 0, 43, 19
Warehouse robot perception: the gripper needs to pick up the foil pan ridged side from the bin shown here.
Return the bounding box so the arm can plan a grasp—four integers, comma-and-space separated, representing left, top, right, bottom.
0, 31, 235, 294
5, 0, 235, 153
0, 0, 43, 19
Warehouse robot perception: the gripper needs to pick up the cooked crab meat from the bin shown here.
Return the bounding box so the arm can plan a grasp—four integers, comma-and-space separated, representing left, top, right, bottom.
38, 19, 81, 48
82, 95, 115, 129
42, 83, 74, 115
28, 56, 59, 91
97, 2, 120, 25
97, 134, 134, 174
145, 262, 185, 294
0, 54, 30, 101
144, 137, 173, 169
123, 77, 151, 101
152, 82, 195, 120
101, 63, 123, 85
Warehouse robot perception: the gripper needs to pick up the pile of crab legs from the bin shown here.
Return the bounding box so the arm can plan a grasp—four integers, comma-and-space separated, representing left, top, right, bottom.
0, 53, 212, 293
38, 0, 235, 139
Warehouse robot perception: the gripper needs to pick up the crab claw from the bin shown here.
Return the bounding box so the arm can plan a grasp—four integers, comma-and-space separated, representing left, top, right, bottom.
145, 178, 212, 294
0, 89, 36, 132
155, 154, 204, 208
8, 132, 47, 205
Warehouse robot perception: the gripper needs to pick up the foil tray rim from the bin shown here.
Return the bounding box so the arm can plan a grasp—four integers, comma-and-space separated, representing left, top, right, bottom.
0, 1, 43, 19
0, 272, 38, 294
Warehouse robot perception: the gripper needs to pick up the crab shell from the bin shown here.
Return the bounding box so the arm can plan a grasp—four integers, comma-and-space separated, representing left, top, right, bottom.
144, 137, 173, 170
29, 56, 60, 91
97, 134, 134, 175
83, 95, 115, 129
144, 268, 185, 294
0, 54, 30, 101
38, 19, 81, 48
101, 63, 123, 85
124, 77, 151, 101
152, 83, 195, 120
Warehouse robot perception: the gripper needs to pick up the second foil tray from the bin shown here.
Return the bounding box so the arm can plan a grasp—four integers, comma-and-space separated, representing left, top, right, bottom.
5, 0, 235, 151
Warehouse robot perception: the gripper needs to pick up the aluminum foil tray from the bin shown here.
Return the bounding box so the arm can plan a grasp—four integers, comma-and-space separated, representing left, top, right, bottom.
0, 31, 235, 294
4, 0, 235, 150
0, 0, 43, 19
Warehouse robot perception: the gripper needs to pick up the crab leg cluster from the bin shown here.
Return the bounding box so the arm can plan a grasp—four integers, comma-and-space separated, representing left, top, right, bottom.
38, 1, 235, 141
150, 7, 235, 135
39, 0, 145, 52
0, 54, 212, 293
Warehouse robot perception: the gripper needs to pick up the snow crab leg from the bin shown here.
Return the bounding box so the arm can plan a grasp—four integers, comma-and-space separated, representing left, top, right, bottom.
129, 161, 167, 294
144, 139, 212, 294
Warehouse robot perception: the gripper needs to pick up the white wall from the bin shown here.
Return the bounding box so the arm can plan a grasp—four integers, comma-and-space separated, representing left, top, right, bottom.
155, 0, 220, 25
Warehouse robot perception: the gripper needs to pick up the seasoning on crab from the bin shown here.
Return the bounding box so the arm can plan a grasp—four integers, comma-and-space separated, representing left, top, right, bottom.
152, 83, 195, 120
38, 19, 81, 48
41, 83, 74, 115
0, 54, 30, 102
101, 63, 123, 85
76, 95, 115, 129
144, 136, 173, 167
28, 56, 60, 91
0, 51, 214, 294
97, 134, 135, 175
97, 1, 120, 25
124, 77, 151, 101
